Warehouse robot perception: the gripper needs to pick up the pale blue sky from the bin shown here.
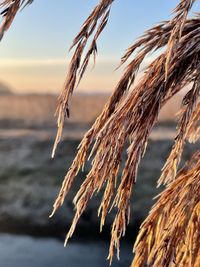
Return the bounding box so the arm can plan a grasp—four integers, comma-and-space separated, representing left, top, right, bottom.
0, 0, 198, 93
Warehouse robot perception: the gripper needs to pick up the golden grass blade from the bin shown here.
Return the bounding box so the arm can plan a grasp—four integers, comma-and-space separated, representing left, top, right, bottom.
186, 101, 200, 143
50, 14, 200, 263
0, 0, 33, 40
158, 67, 200, 186
165, 0, 196, 80
132, 151, 200, 267
0, 0, 20, 40
52, 0, 115, 156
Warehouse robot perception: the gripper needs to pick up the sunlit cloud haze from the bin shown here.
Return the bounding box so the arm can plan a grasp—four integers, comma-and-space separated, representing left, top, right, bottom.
0, 0, 198, 94
0, 56, 121, 93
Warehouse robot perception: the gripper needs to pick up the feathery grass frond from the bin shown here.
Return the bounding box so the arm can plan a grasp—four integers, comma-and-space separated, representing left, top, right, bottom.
165, 0, 196, 80
52, 0, 197, 158
186, 101, 200, 143
132, 151, 200, 267
50, 13, 200, 263
158, 70, 200, 185
0, 0, 33, 40
1, 0, 200, 266
52, 0, 115, 157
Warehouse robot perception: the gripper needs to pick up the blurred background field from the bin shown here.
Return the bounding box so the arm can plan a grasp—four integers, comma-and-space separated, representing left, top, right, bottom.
0, 86, 184, 127
0, 82, 198, 267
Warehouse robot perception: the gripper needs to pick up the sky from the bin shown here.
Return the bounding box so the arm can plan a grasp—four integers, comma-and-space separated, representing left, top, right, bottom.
0, 0, 198, 94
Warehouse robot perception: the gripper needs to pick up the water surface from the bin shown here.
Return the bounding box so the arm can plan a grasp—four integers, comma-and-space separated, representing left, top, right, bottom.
0, 234, 132, 267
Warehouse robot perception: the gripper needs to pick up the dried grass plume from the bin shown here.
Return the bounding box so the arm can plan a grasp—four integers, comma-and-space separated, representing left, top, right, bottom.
1, 0, 200, 266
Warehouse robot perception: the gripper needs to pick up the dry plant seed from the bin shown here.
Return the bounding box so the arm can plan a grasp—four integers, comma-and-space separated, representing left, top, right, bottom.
0, 0, 199, 266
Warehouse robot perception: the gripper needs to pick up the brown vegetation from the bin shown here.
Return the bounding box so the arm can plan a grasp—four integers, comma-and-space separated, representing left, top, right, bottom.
133, 151, 200, 266
0, 1, 200, 266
